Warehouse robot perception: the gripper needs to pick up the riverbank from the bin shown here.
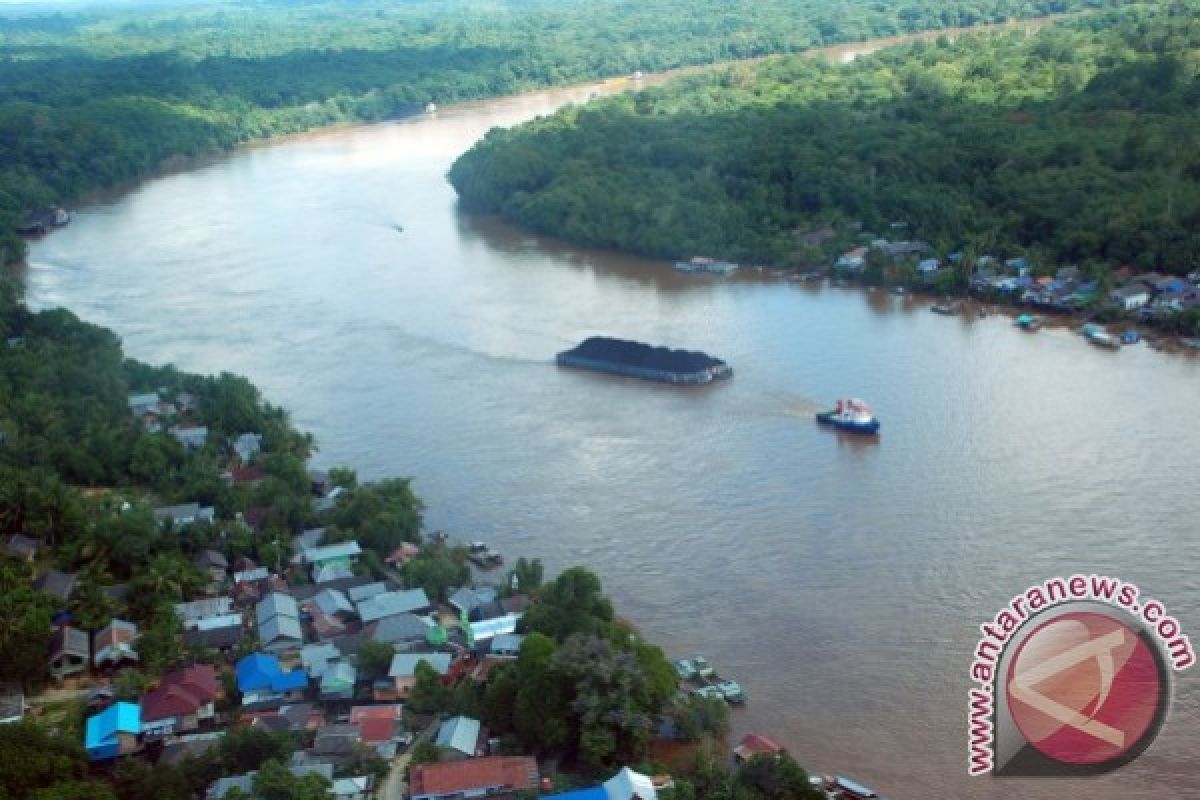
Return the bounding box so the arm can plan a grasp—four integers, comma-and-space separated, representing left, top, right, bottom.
447, 4, 1198, 315
2, 6, 1085, 269
1, 276, 823, 797
19, 14, 1200, 797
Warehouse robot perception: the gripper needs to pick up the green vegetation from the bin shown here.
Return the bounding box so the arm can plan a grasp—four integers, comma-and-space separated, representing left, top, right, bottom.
449, 2, 1200, 273
1, 0, 1120, 265
0, 267, 418, 676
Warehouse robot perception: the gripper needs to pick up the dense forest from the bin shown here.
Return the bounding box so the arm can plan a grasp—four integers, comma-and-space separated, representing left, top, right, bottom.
448, 2, 1200, 273
1, 0, 1120, 264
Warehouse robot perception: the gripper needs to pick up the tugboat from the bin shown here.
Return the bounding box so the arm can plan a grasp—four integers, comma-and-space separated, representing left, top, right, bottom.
816, 399, 880, 435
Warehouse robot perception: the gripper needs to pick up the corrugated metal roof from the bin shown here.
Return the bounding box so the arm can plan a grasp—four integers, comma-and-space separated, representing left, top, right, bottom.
436, 715, 480, 756
357, 589, 431, 623
388, 652, 452, 678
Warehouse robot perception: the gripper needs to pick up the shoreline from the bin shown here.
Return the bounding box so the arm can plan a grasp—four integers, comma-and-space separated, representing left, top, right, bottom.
10, 11, 1075, 271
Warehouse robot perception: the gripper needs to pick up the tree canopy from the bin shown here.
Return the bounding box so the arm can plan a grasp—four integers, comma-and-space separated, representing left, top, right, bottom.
450, 3, 1200, 273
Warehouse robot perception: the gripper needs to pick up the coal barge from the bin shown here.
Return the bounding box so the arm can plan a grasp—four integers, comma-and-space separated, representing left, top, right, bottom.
556, 336, 733, 385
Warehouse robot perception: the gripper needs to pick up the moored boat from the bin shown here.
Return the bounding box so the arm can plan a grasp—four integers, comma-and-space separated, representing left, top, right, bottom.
1015, 313, 1041, 331
930, 300, 960, 315
816, 399, 880, 435
673, 256, 738, 275
1082, 323, 1120, 349
827, 775, 884, 799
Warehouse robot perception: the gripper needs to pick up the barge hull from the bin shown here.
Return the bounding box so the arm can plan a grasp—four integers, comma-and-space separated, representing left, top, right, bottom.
556, 354, 731, 385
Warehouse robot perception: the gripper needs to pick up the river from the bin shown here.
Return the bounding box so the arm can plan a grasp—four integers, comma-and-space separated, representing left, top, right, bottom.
23, 25, 1200, 799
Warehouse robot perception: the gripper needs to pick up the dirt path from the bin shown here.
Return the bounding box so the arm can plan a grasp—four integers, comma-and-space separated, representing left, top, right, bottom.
379, 719, 440, 800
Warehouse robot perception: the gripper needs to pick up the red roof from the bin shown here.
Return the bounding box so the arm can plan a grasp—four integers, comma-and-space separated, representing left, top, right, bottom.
410, 756, 538, 797
350, 704, 403, 724
141, 664, 218, 721
359, 716, 397, 744
736, 733, 783, 758
231, 466, 266, 483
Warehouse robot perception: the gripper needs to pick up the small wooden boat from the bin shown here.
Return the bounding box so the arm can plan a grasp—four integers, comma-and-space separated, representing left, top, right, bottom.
1082, 323, 1120, 349
930, 301, 961, 315
1015, 313, 1041, 331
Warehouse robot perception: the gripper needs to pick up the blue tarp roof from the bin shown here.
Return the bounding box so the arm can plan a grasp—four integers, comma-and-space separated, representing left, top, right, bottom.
548, 788, 607, 800
85, 702, 140, 757
236, 652, 308, 693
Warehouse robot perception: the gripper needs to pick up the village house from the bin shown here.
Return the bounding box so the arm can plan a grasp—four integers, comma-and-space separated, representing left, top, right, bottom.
356, 588, 432, 623
357, 717, 407, 759
140, 664, 219, 737
310, 587, 355, 620
182, 613, 245, 653
314, 486, 348, 513
256, 592, 304, 653
160, 731, 224, 766
170, 424, 209, 451
733, 733, 783, 763
228, 465, 267, 487
1109, 284, 1151, 311
319, 661, 357, 701
244, 701, 323, 734
232, 432, 263, 463
0, 685, 24, 725
236, 653, 309, 707
488, 633, 524, 659
93, 619, 139, 670
350, 704, 407, 758
85, 702, 141, 762
154, 502, 216, 528
49, 625, 90, 681
469, 613, 523, 644
471, 594, 530, 622
311, 723, 363, 763
300, 643, 343, 680
173, 391, 200, 416
127, 392, 166, 430
385, 542, 421, 567
449, 586, 499, 618
436, 715, 484, 760
408, 756, 539, 800
346, 580, 389, 605
388, 652, 453, 699
308, 469, 332, 497
303, 541, 362, 583
175, 596, 235, 627
834, 247, 866, 271
34, 569, 77, 605
195, 549, 229, 590
3, 533, 39, 562
367, 612, 434, 648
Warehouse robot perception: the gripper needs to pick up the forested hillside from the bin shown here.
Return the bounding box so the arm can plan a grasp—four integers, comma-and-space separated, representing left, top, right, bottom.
448, 3, 1200, 272
1, 0, 1117, 264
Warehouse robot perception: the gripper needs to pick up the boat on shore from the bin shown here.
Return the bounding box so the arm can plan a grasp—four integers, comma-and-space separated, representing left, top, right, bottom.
467, 541, 503, 568
1015, 313, 1041, 331
556, 337, 732, 385
816, 399, 880, 435
1082, 323, 1120, 349
813, 774, 885, 799
673, 256, 738, 276
930, 301, 961, 315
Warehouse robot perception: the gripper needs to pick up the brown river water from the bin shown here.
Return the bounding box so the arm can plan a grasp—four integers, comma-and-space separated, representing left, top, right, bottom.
23, 24, 1200, 799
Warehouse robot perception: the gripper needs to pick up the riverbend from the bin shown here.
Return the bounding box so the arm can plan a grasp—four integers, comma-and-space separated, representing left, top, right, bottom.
24, 20, 1200, 800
